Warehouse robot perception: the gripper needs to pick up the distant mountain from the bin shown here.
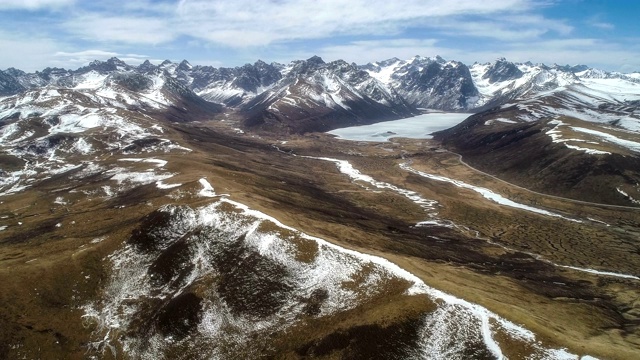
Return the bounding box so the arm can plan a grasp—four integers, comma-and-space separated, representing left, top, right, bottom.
363, 55, 479, 111
1, 55, 640, 135
434, 63, 640, 205
0, 61, 222, 193
239, 56, 417, 133
0, 70, 25, 96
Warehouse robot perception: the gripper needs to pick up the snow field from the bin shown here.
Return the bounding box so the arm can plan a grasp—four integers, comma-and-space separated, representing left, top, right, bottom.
328, 112, 472, 142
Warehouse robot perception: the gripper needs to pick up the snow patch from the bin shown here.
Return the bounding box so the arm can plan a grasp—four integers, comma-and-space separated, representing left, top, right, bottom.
109, 170, 174, 186
118, 158, 168, 168
198, 178, 217, 197
155, 181, 181, 190
572, 127, 640, 153
560, 265, 639, 280
547, 121, 613, 155
400, 163, 581, 222
617, 187, 640, 205
485, 117, 518, 125
308, 156, 439, 220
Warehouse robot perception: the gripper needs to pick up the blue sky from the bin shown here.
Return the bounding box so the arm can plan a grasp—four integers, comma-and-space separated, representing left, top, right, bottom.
0, 0, 638, 72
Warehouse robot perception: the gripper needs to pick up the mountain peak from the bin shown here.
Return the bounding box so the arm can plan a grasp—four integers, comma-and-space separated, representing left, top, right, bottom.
483, 58, 523, 83
178, 60, 192, 71
77, 57, 130, 74
138, 60, 157, 72
4, 67, 26, 77
306, 55, 325, 65
106, 57, 127, 66
378, 56, 401, 65
571, 64, 589, 73
433, 55, 446, 63
377, 57, 402, 67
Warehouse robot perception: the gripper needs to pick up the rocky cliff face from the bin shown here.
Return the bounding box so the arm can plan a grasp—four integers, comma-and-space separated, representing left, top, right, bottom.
0, 70, 25, 96
363, 56, 480, 111
482, 58, 524, 83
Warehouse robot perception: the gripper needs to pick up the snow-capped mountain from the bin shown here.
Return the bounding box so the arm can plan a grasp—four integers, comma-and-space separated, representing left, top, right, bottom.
240, 56, 416, 133
2, 54, 640, 174
0, 70, 25, 96
2, 55, 639, 195
145, 58, 284, 107
0, 64, 220, 197
435, 61, 640, 205
469, 59, 583, 108
363, 55, 480, 110
2, 55, 640, 134
468, 58, 640, 109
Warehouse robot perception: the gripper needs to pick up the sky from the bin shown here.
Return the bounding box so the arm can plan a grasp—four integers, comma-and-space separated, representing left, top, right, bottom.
0, 0, 638, 73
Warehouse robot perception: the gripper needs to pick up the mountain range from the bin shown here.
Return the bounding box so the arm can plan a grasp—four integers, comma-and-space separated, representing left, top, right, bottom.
2, 55, 638, 134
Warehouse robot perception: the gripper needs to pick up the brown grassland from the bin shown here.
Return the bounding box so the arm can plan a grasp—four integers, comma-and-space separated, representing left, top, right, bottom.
0, 117, 639, 359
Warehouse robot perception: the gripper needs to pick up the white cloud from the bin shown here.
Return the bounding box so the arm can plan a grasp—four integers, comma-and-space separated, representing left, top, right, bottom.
0, 0, 74, 10
453, 39, 640, 71
426, 14, 572, 41
121, 0, 177, 14
0, 31, 63, 71
504, 14, 573, 35
0, 29, 155, 71
588, 21, 614, 30
53, 50, 151, 68
585, 15, 614, 30
172, 0, 533, 46
588, 21, 616, 30
311, 39, 446, 65
59, 0, 534, 47
63, 14, 175, 44
55, 50, 120, 58
438, 20, 549, 41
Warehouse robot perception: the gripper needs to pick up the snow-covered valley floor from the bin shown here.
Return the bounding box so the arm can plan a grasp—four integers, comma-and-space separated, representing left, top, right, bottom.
327, 112, 472, 142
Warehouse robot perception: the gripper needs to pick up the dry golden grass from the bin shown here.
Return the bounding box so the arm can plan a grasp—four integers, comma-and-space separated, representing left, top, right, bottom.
1, 119, 639, 359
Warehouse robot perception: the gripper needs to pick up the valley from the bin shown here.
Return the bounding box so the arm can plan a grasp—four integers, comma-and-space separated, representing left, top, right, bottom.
0, 55, 639, 359
0, 117, 638, 359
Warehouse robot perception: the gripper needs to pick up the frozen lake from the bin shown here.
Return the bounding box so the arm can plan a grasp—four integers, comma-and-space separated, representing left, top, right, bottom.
328, 112, 472, 142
